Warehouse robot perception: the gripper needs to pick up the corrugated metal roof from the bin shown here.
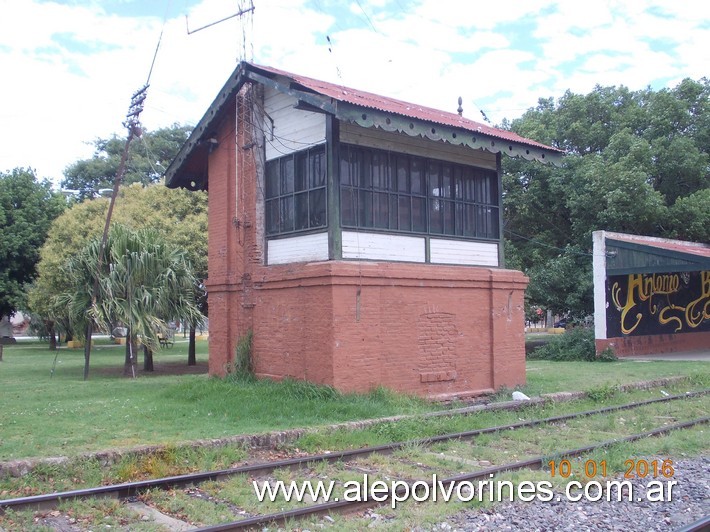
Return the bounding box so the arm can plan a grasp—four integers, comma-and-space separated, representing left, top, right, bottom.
250, 63, 562, 154
609, 233, 710, 259
165, 61, 564, 190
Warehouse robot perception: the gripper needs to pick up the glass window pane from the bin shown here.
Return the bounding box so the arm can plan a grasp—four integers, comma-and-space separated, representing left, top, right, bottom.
266, 161, 279, 198
428, 161, 440, 197
488, 172, 499, 204
429, 198, 443, 234
372, 151, 388, 190
281, 156, 294, 194
358, 189, 373, 227
295, 192, 309, 230
396, 156, 408, 192
411, 158, 425, 195
442, 164, 452, 198
361, 150, 372, 188
442, 200, 455, 235
295, 152, 307, 192
462, 169, 475, 201
280, 196, 294, 233
475, 205, 488, 238
374, 192, 389, 229
340, 148, 353, 186
412, 196, 426, 232
398, 196, 411, 231
266, 199, 279, 235
341, 187, 357, 227
389, 194, 398, 229
488, 206, 499, 239
310, 149, 326, 188
463, 203, 475, 237
309, 188, 326, 228
455, 203, 464, 236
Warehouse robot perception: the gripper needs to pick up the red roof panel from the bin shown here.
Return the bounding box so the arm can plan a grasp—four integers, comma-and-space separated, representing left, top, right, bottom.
250, 63, 562, 154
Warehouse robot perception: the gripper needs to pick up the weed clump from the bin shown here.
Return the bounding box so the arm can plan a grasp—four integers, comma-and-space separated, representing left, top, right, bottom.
227, 329, 254, 381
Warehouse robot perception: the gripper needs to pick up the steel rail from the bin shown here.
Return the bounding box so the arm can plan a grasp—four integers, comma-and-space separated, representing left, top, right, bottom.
0, 390, 706, 514
193, 416, 710, 531
673, 515, 710, 532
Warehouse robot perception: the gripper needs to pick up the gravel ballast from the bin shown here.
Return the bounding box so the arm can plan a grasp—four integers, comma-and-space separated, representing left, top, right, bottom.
440, 456, 709, 531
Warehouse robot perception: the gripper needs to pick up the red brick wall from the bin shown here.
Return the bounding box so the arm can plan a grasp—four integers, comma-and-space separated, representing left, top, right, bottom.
205, 85, 529, 397
597, 332, 710, 357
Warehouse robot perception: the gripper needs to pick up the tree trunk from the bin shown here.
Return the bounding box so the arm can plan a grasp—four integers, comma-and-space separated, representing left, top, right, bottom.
123, 330, 137, 377
188, 326, 196, 366
143, 344, 154, 372
48, 321, 57, 351
0, 344, 3, 362
66, 331, 73, 342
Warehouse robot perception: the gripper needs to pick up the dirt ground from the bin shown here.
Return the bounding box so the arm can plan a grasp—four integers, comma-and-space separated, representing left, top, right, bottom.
92, 359, 209, 378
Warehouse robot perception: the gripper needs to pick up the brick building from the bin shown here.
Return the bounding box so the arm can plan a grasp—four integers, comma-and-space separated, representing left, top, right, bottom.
166, 62, 562, 399
593, 231, 710, 357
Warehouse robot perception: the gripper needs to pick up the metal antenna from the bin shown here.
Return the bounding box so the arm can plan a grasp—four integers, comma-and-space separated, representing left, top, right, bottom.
185, 3, 255, 35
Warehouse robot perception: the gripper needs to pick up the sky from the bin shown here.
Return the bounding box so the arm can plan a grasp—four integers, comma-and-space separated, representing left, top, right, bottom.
1, 0, 708, 186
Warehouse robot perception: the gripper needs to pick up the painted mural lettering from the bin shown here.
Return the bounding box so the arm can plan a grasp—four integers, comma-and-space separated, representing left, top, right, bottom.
607, 271, 710, 337
685, 271, 710, 328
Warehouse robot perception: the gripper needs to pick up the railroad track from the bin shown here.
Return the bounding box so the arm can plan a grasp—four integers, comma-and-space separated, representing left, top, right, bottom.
1, 389, 708, 530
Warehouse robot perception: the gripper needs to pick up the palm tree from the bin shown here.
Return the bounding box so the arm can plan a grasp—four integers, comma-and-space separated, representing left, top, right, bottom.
59, 224, 204, 377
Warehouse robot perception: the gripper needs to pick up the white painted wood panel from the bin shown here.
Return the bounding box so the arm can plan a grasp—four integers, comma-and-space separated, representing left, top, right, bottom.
342, 231, 425, 262
429, 239, 499, 266
264, 88, 326, 161
267, 232, 329, 265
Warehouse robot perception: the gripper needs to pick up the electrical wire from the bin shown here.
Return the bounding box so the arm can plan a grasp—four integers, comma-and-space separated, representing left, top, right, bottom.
504, 228, 593, 257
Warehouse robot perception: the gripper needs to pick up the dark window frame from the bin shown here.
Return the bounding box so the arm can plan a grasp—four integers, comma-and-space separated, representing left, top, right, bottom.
265, 145, 328, 237
339, 144, 500, 240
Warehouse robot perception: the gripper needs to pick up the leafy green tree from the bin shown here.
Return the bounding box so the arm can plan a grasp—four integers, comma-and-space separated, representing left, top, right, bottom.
502, 77, 709, 318
61, 125, 192, 200
665, 189, 710, 243
0, 168, 66, 320
59, 224, 203, 376
28, 184, 207, 362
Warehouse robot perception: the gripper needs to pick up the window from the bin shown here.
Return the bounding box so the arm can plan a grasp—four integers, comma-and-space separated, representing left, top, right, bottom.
265, 146, 327, 236
340, 145, 499, 240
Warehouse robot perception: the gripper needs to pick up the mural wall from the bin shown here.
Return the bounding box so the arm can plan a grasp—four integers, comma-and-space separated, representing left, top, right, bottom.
607, 270, 710, 337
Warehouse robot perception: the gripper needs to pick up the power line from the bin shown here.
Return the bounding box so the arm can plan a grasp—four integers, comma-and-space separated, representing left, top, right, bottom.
504, 229, 593, 257
354, 0, 379, 34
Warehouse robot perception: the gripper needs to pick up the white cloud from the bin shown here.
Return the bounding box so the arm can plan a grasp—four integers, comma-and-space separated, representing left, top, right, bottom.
0, 0, 708, 183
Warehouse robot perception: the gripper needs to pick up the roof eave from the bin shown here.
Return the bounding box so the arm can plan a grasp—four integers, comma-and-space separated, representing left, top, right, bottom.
165, 63, 250, 190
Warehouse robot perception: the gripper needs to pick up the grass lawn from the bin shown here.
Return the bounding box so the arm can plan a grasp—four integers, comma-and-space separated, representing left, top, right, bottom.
0, 338, 708, 461
524, 359, 709, 396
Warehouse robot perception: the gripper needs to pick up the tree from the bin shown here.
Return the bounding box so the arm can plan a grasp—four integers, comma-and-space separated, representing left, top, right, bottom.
59, 225, 203, 376
61, 125, 192, 200
28, 184, 207, 361
665, 189, 710, 243
0, 168, 66, 320
502, 77, 710, 318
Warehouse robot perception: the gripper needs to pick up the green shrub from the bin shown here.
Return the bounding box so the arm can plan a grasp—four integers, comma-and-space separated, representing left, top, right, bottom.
527, 327, 617, 362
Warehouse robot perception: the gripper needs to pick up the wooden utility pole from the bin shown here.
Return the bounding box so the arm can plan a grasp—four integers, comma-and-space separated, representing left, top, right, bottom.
83, 86, 148, 380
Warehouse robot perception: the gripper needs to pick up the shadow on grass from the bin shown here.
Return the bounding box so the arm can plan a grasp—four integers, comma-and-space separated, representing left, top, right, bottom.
91, 360, 209, 378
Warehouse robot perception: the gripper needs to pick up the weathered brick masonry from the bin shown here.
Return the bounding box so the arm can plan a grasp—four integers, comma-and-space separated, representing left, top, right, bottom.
596, 332, 710, 358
